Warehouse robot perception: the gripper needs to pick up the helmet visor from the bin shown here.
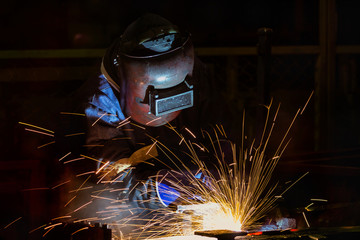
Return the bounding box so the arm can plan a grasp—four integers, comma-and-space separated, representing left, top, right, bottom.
148, 78, 194, 116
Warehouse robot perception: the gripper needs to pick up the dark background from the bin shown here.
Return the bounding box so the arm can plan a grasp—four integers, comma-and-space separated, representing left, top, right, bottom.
1, 0, 360, 239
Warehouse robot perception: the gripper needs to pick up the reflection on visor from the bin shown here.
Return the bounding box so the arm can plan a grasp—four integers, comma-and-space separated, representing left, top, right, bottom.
148, 80, 194, 116
156, 91, 193, 115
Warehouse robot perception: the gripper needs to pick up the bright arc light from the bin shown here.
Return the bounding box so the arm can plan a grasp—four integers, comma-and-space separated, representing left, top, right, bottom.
177, 203, 243, 232
202, 210, 242, 232
157, 76, 167, 82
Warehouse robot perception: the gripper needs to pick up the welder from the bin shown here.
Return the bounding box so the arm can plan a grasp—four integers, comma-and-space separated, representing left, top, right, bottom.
60, 13, 229, 212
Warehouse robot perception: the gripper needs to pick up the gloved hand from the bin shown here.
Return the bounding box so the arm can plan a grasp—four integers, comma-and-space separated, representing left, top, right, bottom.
156, 181, 181, 207
96, 144, 159, 181
155, 169, 212, 207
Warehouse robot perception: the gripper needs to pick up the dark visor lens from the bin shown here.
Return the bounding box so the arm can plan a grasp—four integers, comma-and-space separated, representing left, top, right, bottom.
149, 80, 194, 116
156, 90, 193, 115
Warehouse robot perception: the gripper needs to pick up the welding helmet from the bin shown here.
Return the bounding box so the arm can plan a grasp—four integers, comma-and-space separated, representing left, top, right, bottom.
101, 13, 194, 126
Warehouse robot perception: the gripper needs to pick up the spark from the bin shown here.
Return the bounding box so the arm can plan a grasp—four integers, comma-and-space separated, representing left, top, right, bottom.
64, 196, 76, 207
74, 175, 91, 193
96, 161, 110, 174
91, 187, 114, 194
117, 120, 131, 128
60, 112, 85, 116
101, 215, 117, 221
52, 180, 71, 189
51, 215, 72, 221
128, 182, 140, 196
44, 222, 63, 230
117, 116, 132, 128
3, 217, 22, 229
80, 154, 103, 164
109, 188, 128, 192
310, 198, 328, 202
215, 124, 226, 137
192, 142, 205, 151
220, 124, 227, 138
68, 186, 93, 193
92, 112, 107, 126
279, 172, 309, 196
98, 112, 118, 117
106, 205, 130, 209
96, 170, 113, 184
300, 90, 314, 115
117, 129, 134, 131
130, 122, 146, 130
58, 152, 71, 161
146, 141, 157, 155
37, 140, 55, 149
109, 174, 126, 184
126, 100, 308, 236
65, 132, 85, 137
112, 137, 132, 140
73, 218, 99, 223
305, 203, 314, 211
90, 195, 118, 202
101, 180, 123, 184
26, 96, 312, 239
63, 157, 85, 164
24, 128, 54, 137
29, 224, 47, 234
71, 227, 89, 235
43, 226, 55, 237
71, 200, 93, 213
275, 108, 300, 155
185, 127, 196, 138
146, 117, 162, 125
18, 121, 54, 133
76, 171, 95, 177
302, 212, 310, 228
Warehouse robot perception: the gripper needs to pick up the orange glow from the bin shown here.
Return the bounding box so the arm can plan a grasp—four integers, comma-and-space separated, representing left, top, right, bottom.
247, 231, 263, 236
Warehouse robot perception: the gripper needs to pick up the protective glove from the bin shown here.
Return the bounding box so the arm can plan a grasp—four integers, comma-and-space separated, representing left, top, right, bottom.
156, 181, 181, 207
155, 169, 211, 207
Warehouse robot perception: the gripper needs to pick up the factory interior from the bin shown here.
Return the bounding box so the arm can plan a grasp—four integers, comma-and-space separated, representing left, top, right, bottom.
1, 0, 360, 239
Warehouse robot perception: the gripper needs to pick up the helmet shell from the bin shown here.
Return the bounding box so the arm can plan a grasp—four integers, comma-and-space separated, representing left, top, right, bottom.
119, 35, 194, 126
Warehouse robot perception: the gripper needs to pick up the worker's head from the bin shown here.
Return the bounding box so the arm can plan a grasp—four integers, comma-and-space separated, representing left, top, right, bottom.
101, 13, 194, 127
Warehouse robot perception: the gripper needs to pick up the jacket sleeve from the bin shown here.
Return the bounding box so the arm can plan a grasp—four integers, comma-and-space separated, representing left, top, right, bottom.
84, 78, 134, 167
